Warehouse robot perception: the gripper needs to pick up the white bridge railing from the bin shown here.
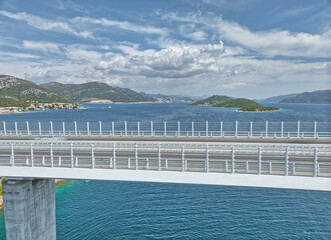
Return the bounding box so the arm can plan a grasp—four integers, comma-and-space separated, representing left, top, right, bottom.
0, 121, 330, 138
1, 141, 330, 178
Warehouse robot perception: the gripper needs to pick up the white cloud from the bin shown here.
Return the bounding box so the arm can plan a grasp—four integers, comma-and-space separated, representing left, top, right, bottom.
23, 41, 61, 53
72, 16, 167, 35
0, 10, 93, 38
216, 82, 247, 89
161, 12, 331, 58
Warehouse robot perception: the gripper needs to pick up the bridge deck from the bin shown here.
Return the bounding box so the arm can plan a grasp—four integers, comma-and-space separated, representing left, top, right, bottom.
0, 140, 330, 191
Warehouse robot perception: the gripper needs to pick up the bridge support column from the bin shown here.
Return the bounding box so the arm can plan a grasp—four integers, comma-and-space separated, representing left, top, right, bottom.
2, 178, 56, 240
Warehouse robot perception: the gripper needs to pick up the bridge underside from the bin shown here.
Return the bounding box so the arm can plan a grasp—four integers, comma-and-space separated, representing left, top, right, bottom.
1, 167, 330, 191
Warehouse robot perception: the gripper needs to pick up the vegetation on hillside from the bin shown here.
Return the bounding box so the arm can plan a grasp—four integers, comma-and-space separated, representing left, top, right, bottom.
0, 95, 29, 107
190, 95, 232, 105
41, 82, 156, 103
213, 98, 279, 111
0, 75, 72, 103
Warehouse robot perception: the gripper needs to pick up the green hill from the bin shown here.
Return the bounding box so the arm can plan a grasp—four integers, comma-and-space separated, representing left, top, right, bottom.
213, 98, 279, 112
0, 95, 29, 107
190, 95, 232, 105
280, 90, 331, 104
0, 75, 72, 104
41, 82, 157, 103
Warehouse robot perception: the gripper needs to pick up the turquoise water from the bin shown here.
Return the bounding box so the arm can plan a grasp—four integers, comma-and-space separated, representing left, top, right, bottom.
0, 103, 330, 239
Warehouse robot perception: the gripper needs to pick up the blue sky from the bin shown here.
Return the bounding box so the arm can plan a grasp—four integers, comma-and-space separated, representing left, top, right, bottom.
0, 0, 330, 98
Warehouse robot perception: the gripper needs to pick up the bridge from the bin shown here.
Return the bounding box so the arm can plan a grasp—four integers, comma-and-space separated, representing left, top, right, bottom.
0, 121, 330, 239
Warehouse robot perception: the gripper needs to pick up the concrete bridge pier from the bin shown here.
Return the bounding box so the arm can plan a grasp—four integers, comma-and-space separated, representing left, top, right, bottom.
2, 178, 56, 240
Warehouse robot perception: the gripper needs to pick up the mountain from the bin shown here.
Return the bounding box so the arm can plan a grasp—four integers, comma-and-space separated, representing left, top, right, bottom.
143, 93, 201, 102
280, 90, 331, 104
0, 75, 72, 106
213, 98, 279, 112
259, 93, 299, 102
190, 95, 232, 105
41, 82, 156, 103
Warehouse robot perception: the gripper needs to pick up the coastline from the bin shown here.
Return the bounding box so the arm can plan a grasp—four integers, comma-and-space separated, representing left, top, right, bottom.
237, 109, 281, 113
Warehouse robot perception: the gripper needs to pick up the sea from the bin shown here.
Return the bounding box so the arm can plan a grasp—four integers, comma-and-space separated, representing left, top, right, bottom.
0, 102, 330, 239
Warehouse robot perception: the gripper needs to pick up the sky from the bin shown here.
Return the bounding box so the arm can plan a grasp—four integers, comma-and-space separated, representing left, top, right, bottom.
0, 0, 330, 98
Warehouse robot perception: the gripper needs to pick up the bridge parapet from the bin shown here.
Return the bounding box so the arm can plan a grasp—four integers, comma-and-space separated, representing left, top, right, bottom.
1, 140, 330, 178
1, 120, 330, 139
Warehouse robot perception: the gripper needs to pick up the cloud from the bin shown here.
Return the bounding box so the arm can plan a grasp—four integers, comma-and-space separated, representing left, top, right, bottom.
72, 16, 167, 35
216, 82, 247, 89
217, 20, 331, 58
161, 12, 331, 58
0, 10, 93, 38
95, 41, 225, 78
23, 41, 61, 53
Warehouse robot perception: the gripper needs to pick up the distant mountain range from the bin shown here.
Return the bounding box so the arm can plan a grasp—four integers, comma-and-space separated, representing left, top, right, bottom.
190, 95, 232, 105
40, 82, 156, 103
143, 93, 201, 102
0, 75, 72, 107
259, 93, 299, 102
280, 90, 331, 104
260, 90, 331, 104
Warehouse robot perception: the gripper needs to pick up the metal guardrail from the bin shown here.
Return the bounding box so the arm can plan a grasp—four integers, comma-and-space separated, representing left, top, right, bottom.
1, 121, 331, 138
1, 141, 330, 178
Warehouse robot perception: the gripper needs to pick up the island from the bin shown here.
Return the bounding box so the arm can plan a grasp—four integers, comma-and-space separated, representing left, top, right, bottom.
190, 95, 280, 112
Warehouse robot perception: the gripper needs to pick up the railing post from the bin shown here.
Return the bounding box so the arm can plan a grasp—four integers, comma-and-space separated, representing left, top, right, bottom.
269, 162, 272, 173
164, 121, 167, 137
150, 121, 153, 136
74, 121, 77, 136
220, 121, 223, 137
10, 143, 14, 166
235, 121, 238, 137
112, 122, 115, 136
178, 121, 180, 137
285, 147, 289, 176
30, 143, 34, 167
313, 147, 318, 177
99, 121, 102, 136
2, 121, 6, 135
113, 144, 116, 169
50, 121, 53, 136
75, 157, 78, 167
250, 121, 253, 137
281, 121, 284, 138
297, 120, 300, 138
258, 146, 262, 175
137, 122, 140, 136
70, 143, 74, 168
50, 143, 53, 168
192, 122, 194, 136
87, 122, 90, 136
135, 144, 138, 170
231, 147, 235, 173
124, 121, 127, 136
158, 144, 161, 171
205, 145, 209, 172
62, 122, 66, 136
38, 122, 42, 136
314, 121, 317, 138
15, 122, 18, 136
91, 144, 95, 169
181, 146, 185, 172
265, 120, 268, 137
58, 156, 62, 166
206, 121, 208, 137
26, 121, 30, 135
